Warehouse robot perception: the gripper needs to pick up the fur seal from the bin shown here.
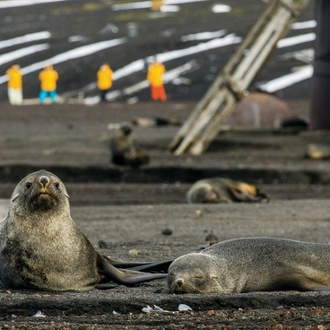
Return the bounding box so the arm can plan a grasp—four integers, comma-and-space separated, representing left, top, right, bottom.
110, 122, 150, 167
131, 117, 181, 128
186, 177, 269, 203
0, 170, 169, 291
167, 237, 330, 294
305, 143, 330, 160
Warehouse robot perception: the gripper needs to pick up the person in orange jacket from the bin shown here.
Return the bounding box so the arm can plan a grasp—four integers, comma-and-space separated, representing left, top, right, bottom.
38, 65, 59, 104
147, 59, 167, 101
97, 63, 113, 103
6, 64, 23, 105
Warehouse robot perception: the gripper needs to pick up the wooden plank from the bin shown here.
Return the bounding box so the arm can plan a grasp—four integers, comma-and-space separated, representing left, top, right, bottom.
174, 88, 227, 155
169, 0, 310, 155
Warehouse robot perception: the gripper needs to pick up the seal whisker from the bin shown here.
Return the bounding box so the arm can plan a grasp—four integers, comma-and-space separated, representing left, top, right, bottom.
11, 193, 19, 202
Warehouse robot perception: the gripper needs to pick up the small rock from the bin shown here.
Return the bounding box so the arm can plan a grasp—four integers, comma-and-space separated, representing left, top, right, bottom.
162, 228, 173, 235
98, 240, 108, 249
128, 249, 139, 257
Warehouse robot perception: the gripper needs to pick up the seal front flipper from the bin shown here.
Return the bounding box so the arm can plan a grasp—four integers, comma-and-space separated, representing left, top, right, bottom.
97, 254, 167, 285
103, 255, 173, 272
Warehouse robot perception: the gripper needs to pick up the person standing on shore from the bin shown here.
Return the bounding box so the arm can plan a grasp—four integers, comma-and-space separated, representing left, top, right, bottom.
38, 65, 59, 104
147, 59, 167, 102
97, 63, 113, 103
6, 64, 23, 105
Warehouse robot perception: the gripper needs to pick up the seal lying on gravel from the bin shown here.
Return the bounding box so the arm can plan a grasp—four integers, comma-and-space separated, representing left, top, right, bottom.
305, 143, 330, 160
186, 178, 269, 203
110, 122, 150, 167
131, 116, 181, 127
167, 237, 330, 294
0, 170, 169, 291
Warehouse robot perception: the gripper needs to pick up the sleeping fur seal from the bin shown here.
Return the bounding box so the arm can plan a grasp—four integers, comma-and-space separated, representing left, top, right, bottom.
186, 177, 269, 203
167, 237, 330, 294
110, 122, 150, 167
0, 170, 169, 291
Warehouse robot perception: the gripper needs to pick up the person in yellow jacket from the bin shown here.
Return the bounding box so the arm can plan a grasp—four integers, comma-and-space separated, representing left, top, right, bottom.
38, 65, 59, 104
147, 59, 167, 101
97, 63, 113, 103
6, 64, 23, 105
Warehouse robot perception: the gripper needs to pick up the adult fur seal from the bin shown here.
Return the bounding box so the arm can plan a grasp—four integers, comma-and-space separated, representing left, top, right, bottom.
167, 237, 330, 294
186, 178, 269, 203
0, 170, 169, 291
110, 122, 150, 167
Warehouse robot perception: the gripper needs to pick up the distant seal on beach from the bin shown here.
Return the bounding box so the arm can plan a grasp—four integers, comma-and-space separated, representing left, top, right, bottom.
305, 143, 330, 160
131, 117, 182, 128
109, 122, 150, 167
167, 237, 330, 294
186, 178, 269, 203
0, 170, 167, 291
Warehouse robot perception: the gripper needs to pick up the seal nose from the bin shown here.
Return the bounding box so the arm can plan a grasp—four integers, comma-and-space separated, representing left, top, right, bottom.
176, 278, 184, 287
39, 176, 49, 187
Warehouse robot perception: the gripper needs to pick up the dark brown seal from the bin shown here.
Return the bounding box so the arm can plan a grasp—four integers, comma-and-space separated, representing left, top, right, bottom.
0, 170, 167, 291
110, 122, 150, 167
168, 237, 330, 294
186, 177, 269, 203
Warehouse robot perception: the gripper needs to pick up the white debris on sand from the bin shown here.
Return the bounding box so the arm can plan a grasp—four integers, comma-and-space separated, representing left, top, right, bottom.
32, 311, 46, 318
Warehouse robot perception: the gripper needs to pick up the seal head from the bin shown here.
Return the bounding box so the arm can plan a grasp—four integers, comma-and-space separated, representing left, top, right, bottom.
10, 170, 70, 215
167, 253, 225, 294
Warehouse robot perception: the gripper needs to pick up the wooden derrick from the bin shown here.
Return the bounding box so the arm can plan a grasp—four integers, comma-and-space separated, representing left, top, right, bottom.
168, 0, 310, 155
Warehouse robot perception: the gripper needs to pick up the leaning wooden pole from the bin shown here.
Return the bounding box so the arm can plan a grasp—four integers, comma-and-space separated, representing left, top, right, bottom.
168, 0, 310, 155
310, 0, 330, 129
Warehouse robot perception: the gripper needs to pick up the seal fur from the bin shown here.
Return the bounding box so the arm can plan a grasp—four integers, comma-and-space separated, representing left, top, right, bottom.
167, 237, 330, 294
0, 170, 167, 291
186, 177, 269, 203
110, 122, 150, 167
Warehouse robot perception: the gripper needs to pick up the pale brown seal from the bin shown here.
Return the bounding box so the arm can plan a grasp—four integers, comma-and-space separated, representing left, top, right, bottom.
131, 117, 181, 127
186, 177, 269, 203
167, 237, 330, 294
305, 143, 330, 160
0, 170, 168, 291
110, 122, 150, 167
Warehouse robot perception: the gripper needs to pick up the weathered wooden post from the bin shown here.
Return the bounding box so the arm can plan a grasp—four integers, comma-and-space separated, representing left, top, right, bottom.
168, 0, 310, 155
310, 0, 330, 130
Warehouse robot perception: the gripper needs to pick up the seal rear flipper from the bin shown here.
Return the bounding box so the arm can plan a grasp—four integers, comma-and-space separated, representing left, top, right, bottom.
279, 273, 330, 292
227, 182, 268, 203
103, 255, 173, 272
97, 254, 167, 285
309, 284, 330, 291
127, 260, 173, 272
296, 277, 330, 291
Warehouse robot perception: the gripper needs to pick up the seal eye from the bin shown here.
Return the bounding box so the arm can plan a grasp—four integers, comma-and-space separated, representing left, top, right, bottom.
26, 182, 32, 189
54, 182, 60, 189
